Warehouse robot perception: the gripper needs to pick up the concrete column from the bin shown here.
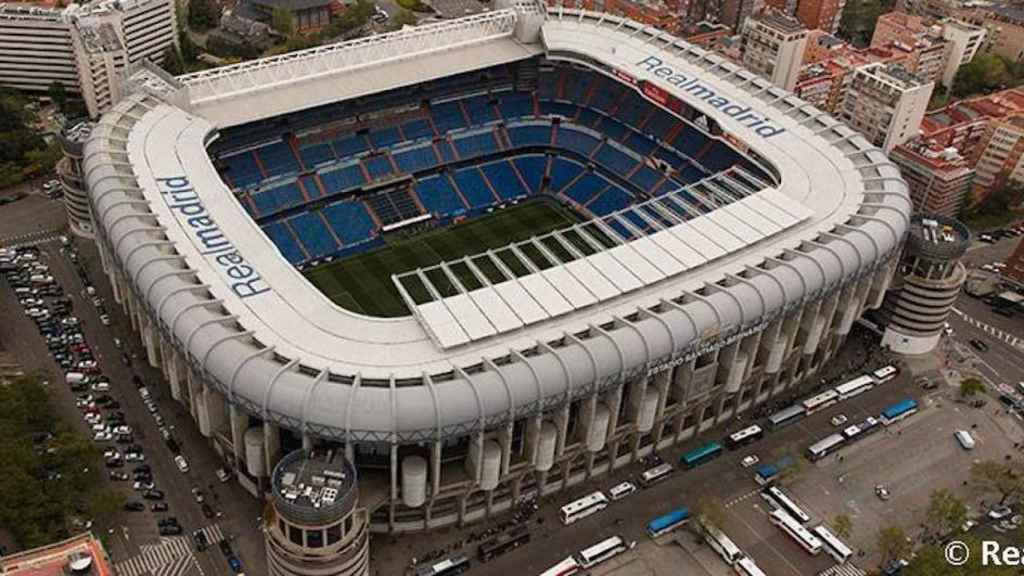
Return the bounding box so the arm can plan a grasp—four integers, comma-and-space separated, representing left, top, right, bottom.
431, 441, 442, 497
555, 404, 570, 458
498, 422, 513, 476
524, 415, 542, 466
673, 360, 695, 404
196, 385, 212, 437
167, 349, 183, 402
469, 432, 484, 484
389, 443, 398, 530
604, 384, 624, 468
158, 337, 171, 381
301, 433, 313, 451
263, 421, 281, 477
186, 369, 200, 420
578, 394, 598, 446
230, 404, 247, 468
650, 370, 671, 445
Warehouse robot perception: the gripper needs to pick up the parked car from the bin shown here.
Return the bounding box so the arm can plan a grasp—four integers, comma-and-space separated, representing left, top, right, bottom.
741, 455, 760, 468
159, 524, 183, 536
142, 489, 165, 500
875, 484, 891, 501
970, 339, 990, 353
989, 505, 1013, 520
175, 455, 190, 473
831, 414, 848, 427
151, 502, 169, 512
193, 530, 209, 551
124, 501, 145, 512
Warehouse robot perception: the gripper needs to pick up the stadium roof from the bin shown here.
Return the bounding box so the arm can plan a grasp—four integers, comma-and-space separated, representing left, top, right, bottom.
84, 4, 911, 442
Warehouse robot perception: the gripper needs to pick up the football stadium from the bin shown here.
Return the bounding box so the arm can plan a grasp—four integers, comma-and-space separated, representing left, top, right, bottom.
83, 1, 911, 533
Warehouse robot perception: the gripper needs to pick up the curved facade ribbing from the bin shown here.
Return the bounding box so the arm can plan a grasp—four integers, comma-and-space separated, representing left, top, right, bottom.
83, 3, 911, 532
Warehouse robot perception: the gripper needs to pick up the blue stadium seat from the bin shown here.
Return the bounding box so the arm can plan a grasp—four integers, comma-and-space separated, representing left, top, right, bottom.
250, 190, 279, 217
538, 101, 577, 119
437, 141, 457, 163
454, 131, 498, 159
298, 143, 335, 168
588, 80, 623, 113
606, 218, 636, 241
452, 168, 496, 209
288, 212, 338, 259
646, 110, 677, 140
593, 116, 630, 143
512, 155, 547, 193
498, 94, 534, 120
556, 127, 600, 156
679, 164, 709, 184
573, 107, 602, 128
562, 173, 605, 206
221, 151, 262, 189
562, 71, 593, 103
463, 96, 498, 124
547, 158, 584, 193
300, 174, 323, 198
624, 133, 657, 156
593, 145, 637, 174
480, 161, 527, 200
364, 155, 393, 180
654, 179, 680, 197
394, 145, 438, 173
370, 127, 402, 149
507, 125, 551, 148
629, 165, 662, 192
588, 186, 631, 216
615, 93, 647, 127
322, 201, 377, 245
402, 119, 435, 142
653, 146, 687, 170
671, 126, 706, 158
259, 141, 300, 176
432, 101, 467, 134
621, 210, 654, 234
274, 182, 305, 210
319, 163, 366, 194
262, 221, 307, 264
537, 71, 557, 100
416, 175, 466, 215
699, 144, 741, 173
333, 134, 369, 159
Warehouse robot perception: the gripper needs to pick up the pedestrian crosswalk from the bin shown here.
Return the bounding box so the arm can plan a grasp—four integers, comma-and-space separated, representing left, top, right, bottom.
725, 489, 759, 509
953, 309, 1023, 350
818, 563, 867, 576
198, 523, 225, 544
115, 537, 194, 576
0, 229, 62, 249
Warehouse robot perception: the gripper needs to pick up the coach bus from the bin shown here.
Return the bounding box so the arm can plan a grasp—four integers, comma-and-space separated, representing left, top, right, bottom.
414, 555, 471, 576
880, 398, 918, 426
681, 442, 724, 469
639, 462, 674, 487
802, 390, 839, 414
813, 524, 853, 564
764, 486, 811, 523
768, 405, 806, 429
646, 507, 690, 538
807, 433, 846, 461
702, 523, 743, 565
734, 556, 768, 576
560, 491, 609, 525
753, 456, 794, 486
539, 557, 580, 576
725, 425, 764, 449
872, 365, 898, 383
573, 536, 634, 569
834, 375, 875, 400
769, 510, 822, 555
477, 526, 530, 563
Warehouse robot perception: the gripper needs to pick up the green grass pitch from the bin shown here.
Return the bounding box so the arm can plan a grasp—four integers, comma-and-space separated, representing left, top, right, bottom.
305, 199, 578, 317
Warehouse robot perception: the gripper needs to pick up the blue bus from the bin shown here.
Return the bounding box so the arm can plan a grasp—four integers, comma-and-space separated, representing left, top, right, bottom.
880, 398, 918, 426
681, 442, 724, 468
646, 507, 690, 538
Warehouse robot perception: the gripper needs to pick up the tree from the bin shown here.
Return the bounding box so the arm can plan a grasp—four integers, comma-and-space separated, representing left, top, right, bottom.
389, 8, 417, 28
953, 54, 1009, 98
178, 30, 198, 65
925, 489, 968, 540
970, 460, 1024, 505
187, 0, 219, 31
831, 513, 853, 539
161, 45, 184, 75
877, 525, 911, 566
694, 495, 727, 535
271, 7, 295, 37
47, 81, 68, 112
839, 0, 894, 47
960, 378, 986, 398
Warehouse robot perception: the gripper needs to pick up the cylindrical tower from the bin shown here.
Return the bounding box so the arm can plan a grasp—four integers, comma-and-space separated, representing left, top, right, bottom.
266, 449, 370, 576
881, 214, 969, 355
56, 122, 95, 238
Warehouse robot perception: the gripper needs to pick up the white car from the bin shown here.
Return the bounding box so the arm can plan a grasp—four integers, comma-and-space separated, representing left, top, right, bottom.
113, 425, 132, 435
741, 455, 760, 468
133, 481, 155, 491
90, 423, 108, 433
125, 452, 145, 463
93, 431, 113, 442
989, 506, 1013, 520
91, 382, 110, 393
84, 413, 102, 425
174, 455, 190, 473
99, 314, 111, 326
831, 414, 848, 427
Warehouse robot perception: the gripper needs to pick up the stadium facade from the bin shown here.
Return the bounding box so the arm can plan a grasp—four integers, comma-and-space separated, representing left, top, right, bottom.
83, 1, 912, 533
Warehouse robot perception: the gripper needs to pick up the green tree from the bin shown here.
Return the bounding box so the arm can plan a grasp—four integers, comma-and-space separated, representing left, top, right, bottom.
970, 460, 1024, 505
877, 525, 911, 566
47, 81, 68, 112
695, 495, 727, 536
179, 30, 198, 64
839, 0, 894, 47
187, 0, 219, 30
161, 45, 184, 75
831, 513, 853, 539
960, 378, 986, 398
925, 489, 968, 539
389, 8, 417, 28
953, 54, 1009, 98
271, 7, 296, 36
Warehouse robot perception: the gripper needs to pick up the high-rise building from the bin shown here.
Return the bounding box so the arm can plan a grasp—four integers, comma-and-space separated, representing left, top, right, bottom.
720, 0, 763, 32
960, 3, 1024, 62
740, 11, 807, 91
890, 139, 975, 218
0, 0, 177, 118
795, 0, 844, 33
920, 87, 1024, 158
940, 19, 986, 88
841, 63, 933, 153
882, 215, 969, 355
266, 449, 370, 576
970, 114, 1024, 195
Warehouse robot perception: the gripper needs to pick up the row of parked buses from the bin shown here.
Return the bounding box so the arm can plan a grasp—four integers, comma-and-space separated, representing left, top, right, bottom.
768, 365, 899, 430
538, 535, 636, 576
760, 482, 855, 563
805, 397, 918, 461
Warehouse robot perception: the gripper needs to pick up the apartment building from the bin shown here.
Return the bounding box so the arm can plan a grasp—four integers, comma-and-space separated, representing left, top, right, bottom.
890, 138, 975, 218
740, 10, 808, 91
0, 0, 177, 117
922, 88, 1024, 158
870, 12, 985, 88
795, 52, 868, 114
841, 63, 933, 153
940, 18, 986, 87
959, 3, 1024, 62
970, 114, 1024, 193
795, 0, 844, 34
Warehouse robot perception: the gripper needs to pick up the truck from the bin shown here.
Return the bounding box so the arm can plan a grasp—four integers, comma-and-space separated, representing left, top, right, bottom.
754, 456, 795, 485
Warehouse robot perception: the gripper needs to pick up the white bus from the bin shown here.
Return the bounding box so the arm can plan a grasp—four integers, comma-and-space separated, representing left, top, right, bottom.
764, 486, 811, 523
703, 524, 743, 565
725, 425, 764, 449
955, 430, 976, 450
538, 557, 580, 576
834, 375, 875, 400
734, 556, 768, 576
807, 433, 846, 461
560, 491, 609, 525
769, 509, 822, 555
639, 463, 674, 487
802, 390, 839, 414
872, 365, 898, 383
573, 536, 633, 569
813, 524, 853, 564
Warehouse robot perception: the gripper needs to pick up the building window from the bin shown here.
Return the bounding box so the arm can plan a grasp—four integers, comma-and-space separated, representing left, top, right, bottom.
307, 528, 324, 548
327, 523, 342, 545
289, 525, 303, 546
